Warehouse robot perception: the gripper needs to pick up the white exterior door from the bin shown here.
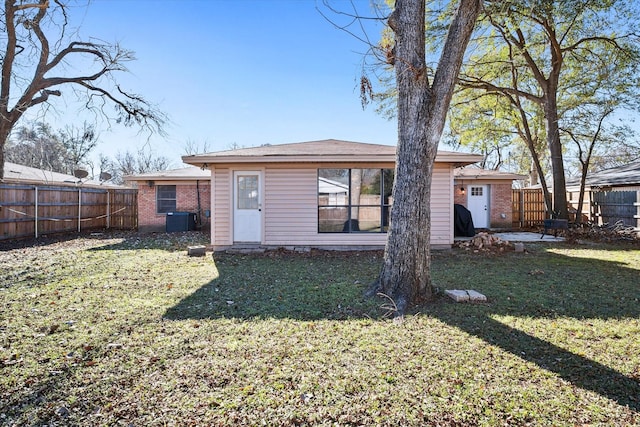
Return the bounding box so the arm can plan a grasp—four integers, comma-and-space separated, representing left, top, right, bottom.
467, 185, 489, 228
233, 171, 262, 242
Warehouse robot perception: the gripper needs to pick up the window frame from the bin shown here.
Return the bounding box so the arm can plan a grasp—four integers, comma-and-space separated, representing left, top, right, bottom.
317, 168, 393, 233
156, 185, 177, 214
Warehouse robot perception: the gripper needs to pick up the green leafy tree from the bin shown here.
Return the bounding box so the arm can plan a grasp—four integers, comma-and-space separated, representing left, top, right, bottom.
368, 0, 482, 314
374, 1, 640, 219
457, 0, 640, 219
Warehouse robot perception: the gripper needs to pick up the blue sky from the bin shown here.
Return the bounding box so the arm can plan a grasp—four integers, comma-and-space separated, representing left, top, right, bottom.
58, 0, 397, 168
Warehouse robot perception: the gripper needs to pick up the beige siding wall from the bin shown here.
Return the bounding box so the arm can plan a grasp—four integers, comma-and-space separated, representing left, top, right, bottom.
211, 168, 232, 246
210, 162, 454, 249
430, 164, 454, 246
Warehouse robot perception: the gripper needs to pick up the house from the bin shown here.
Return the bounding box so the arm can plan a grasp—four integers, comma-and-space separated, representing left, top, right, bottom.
453, 166, 526, 229
181, 139, 482, 250
3, 161, 117, 188
566, 160, 640, 192
123, 166, 211, 232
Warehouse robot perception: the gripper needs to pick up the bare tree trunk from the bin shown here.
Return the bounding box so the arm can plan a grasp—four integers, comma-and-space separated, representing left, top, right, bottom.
0, 145, 4, 180
370, 0, 481, 314
576, 164, 589, 224
0, 122, 11, 180
545, 90, 568, 219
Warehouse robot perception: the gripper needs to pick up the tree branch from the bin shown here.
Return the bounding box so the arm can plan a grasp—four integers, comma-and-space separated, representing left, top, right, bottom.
485, 12, 550, 90
431, 0, 483, 115
25, 88, 61, 109
458, 75, 543, 104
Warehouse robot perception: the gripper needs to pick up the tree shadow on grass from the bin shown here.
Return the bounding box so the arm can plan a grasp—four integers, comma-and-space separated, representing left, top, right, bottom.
0, 230, 211, 253
448, 314, 640, 411
163, 250, 385, 321
428, 247, 640, 411
163, 246, 640, 410
86, 230, 210, 252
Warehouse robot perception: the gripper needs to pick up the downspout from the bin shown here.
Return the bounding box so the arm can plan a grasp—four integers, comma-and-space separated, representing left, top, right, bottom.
196, 179, 202, 227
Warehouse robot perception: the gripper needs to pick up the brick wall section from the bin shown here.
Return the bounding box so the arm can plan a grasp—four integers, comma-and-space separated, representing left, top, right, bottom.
489, 182, 513, 228
453, 181, 513, 229
136, 181, 211, 232
453, 185, 466, 206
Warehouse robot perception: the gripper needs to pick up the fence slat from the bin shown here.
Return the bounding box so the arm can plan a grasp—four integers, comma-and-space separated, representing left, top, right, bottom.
512, 189, 547, 228
592, 190, 638, 228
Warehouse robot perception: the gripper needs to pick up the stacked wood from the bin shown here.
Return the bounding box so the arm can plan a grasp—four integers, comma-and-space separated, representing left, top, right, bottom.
457, 232, 510, 251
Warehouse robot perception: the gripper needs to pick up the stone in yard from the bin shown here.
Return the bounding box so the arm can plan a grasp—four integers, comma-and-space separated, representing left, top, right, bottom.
187, 245, 206, 257
466, 290, 487, 302
445, 289, 487, 303
445, 289, 470, 302
514, 242, 525, 253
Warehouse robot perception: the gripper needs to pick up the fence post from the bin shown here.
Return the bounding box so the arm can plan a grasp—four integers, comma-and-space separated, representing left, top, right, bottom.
107, 190, 111, 229
35, 186, 39, 239
78, 188, 82, 233
519, 190, 524, 228
637, 190, 640, 230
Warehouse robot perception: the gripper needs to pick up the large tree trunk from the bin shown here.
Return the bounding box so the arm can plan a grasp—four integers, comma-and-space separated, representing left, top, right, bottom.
0, 122, 12, 180
370, 0, 481, 315
0, 144, 4, 180
544, 90, 568, 219
576, 162, 589, 225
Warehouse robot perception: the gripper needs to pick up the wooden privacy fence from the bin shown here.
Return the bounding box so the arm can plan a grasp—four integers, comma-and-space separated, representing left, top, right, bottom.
512, 189, 547, 228
592, 190, 639, 228
512, 188, 640, 229
0, 183, 137, 240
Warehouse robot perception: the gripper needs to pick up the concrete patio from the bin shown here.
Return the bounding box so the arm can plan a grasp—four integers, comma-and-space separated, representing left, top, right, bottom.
494, 231, 565, 242
455, 231, 565, 243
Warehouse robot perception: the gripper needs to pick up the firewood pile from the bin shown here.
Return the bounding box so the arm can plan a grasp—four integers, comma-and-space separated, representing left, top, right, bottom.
456, 232, 511, 252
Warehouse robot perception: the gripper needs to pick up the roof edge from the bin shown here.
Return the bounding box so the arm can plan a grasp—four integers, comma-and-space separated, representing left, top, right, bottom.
182, 152, 483, 167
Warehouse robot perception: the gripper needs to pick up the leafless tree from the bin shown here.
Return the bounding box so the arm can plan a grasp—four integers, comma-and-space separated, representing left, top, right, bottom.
107, 147, 172, 185
59, 121, 99, 172
5, 121, 66, 171
183, 138, 211, 156
0, 0, 165, 180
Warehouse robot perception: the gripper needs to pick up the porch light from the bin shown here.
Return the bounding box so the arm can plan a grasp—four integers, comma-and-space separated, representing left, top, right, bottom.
460, 186, 465, 194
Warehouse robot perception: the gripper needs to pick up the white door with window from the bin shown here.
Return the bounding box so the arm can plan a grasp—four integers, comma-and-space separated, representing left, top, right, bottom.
233, 171, 262, 242
467, 185, 489, 229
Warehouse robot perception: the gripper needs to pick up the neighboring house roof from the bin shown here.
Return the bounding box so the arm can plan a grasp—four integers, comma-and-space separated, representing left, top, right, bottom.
123, 166, 210, 182
318, 177, 348, 194
454, 165, 526, 181
2, 162, 122, 188
566, 160, 640, 188
182, 139, 483, 167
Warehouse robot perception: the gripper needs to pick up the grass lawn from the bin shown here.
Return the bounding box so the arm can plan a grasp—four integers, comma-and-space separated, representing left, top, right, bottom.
1, 231, 639, 426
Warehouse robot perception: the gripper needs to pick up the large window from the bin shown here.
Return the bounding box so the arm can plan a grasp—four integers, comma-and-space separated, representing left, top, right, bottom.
156, 185, 177, 214
318, 168, 394, 233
